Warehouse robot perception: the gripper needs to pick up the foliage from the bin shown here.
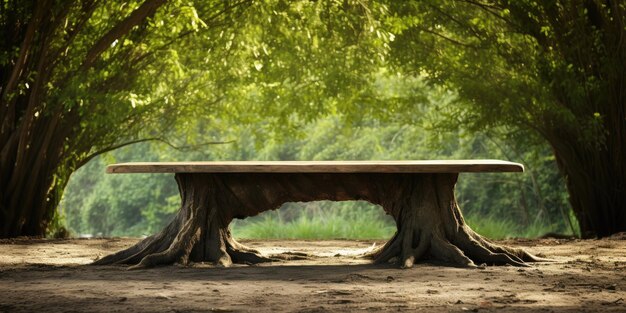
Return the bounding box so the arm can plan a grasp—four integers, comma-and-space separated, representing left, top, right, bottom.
46, 209, 70, 239
63, 143, 180, 237
0, 0, 391, 236
382, 0, 626, 237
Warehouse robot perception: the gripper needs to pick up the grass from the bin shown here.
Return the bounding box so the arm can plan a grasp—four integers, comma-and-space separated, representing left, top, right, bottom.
232, 201, 396, 240
231, 201, 572, 240
464, 213, 573, 239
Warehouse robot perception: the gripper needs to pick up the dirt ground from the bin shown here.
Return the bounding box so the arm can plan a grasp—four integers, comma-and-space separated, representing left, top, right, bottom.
0, 236, 625, 312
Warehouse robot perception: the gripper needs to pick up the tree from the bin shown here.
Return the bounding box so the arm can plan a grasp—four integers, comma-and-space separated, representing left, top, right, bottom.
0, 0, 219, 237
0, 0, 388, 238
385, 0, 625, 237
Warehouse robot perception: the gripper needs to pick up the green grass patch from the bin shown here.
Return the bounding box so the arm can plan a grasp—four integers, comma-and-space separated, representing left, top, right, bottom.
232, 201, 396, 240
230, 201, 574, 240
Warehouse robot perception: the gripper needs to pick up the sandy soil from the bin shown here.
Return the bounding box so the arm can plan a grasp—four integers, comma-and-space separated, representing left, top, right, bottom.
0, 236, 625, 312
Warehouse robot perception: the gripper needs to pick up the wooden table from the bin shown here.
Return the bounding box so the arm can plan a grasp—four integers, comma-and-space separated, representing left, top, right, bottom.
95, 160, 539, 269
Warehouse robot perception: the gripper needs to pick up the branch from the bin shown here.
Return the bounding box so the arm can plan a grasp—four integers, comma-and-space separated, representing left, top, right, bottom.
454, 0, 527, 33
129, 0, 254, 68
50, 0, 100, 70
80, 0, 167, 70
415, 26, 478, 48
0, 0, 50, 134
78, 137, 235, 168
425, 3, 485, 41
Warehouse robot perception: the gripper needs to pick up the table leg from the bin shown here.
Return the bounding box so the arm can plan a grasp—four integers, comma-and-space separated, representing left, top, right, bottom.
370, 173, 541, 268
93, 173, 272, 269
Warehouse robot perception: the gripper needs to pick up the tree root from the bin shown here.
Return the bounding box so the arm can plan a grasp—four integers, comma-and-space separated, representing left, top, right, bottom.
269, 251, 312, 261
369, 223, 541, 268
93, 222, 274, 269
369, 174, 544, 268
93, 174, 274, 269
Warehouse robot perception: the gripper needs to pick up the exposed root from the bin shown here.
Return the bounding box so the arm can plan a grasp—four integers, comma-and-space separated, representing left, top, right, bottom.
370, 224, 540, 268
128, 218, 203, 270
98, 224, 273, 270
224, 235, 275, 264
94, 174, 273, 269
370, 174, 543, 268
471, 233, 551, 262
430, 235, 476, 267
269, 251, 312, 261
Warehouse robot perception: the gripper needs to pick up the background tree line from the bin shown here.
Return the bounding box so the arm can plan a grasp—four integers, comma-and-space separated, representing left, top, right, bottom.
61, 107, 573, 239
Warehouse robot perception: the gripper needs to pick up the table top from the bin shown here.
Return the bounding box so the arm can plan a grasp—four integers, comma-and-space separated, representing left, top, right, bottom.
106, 160, 524, 174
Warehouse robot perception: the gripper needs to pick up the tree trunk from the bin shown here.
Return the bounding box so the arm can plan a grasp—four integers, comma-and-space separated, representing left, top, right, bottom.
0, 165, 64, 237
95, 172, 540, 269
0, 120, 68, 238
552, 141, 626, 238
0, 0, 170, 238
534, 0, 626, 238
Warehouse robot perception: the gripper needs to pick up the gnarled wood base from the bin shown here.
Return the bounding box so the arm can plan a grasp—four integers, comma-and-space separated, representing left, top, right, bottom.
94, 172, 541, 269
93, 175, 273, 269
369, 174, 540, 268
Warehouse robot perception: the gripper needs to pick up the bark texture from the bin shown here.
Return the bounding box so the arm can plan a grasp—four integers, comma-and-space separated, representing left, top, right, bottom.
95, 172, 540, 269
552, 142, 626, 239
